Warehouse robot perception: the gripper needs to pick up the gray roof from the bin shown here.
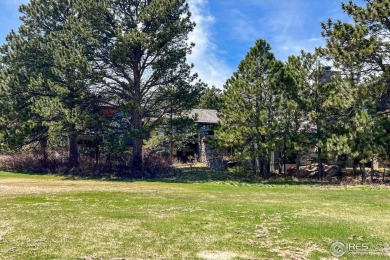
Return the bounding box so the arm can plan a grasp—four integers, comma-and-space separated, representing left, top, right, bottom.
189, 109, 219, 124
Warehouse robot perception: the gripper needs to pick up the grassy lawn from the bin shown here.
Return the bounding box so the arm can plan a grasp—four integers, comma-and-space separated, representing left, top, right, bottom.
0, 170, 389, 259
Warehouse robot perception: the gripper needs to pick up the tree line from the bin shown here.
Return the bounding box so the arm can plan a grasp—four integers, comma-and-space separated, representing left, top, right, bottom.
0, 0, 206, 174
216, 0, 389, 182
0, 0, 388, 181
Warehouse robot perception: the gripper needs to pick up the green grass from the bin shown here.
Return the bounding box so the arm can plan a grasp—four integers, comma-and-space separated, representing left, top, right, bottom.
0, 170, 389, 259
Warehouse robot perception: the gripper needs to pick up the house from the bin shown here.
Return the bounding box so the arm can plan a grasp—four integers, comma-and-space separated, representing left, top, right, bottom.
78, 106, 221, 162
187, 109, 219, 162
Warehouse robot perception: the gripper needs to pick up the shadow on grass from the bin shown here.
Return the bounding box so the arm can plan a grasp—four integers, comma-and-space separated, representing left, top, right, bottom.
169, 168, 265, 184
0, 168, 54, 177
61, 166, 242, 183
61, 167, 327, 186
0, 166, 343, 186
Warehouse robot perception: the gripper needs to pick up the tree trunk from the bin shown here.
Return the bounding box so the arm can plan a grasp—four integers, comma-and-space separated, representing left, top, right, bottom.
40, 137, 48, 169
370, 159, 374, 182
266, 160, 271, 179
68, 128, 79, 168
278, 161, 282, 175
130, 49, 144, 174
261, 160, 269, 179
259, 160, 264, 178
296, 154, 300, 177
352, 158, 359, 177
95, 136, 100, 166
383, 163, 387, 183
360, 163, 366, 184
169, 100, 174, 163
352, 163, 357, 176
253, 142, 259, 175
282, 136, 287, 178
283, 150, 287, 178
319, 161, 324, 181
131, 112, 143, 173
132, 138, 143, 172
252, 159, 257, 176
318, 147, 324, 181
169, 131, 174, 163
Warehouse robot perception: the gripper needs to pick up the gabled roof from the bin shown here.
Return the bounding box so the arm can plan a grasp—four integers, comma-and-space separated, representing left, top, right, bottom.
189, 109, 219, 124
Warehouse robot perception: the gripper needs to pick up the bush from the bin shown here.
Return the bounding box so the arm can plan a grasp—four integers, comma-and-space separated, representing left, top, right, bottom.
227, 165, 253, 178
0, 149, 174, 179
143, 152, 175, 179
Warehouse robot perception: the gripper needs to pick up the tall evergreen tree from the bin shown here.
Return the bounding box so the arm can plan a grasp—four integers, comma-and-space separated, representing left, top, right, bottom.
216, 39, 283, 178
0, 0, 98, 167
284, 51, 354, 179
319, 0, 390, 181
87, 0, 199, 172
275, 55, 307, 176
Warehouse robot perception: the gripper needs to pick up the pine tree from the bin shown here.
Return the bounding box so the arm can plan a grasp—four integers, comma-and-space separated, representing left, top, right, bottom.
320, 0, 389, 78
275, 55, 306, 176
318, 0, 390, 182
87, 0, 199, 172
216, 39, 283, 178
1, 0, 99, 168
284, 51, 354, 180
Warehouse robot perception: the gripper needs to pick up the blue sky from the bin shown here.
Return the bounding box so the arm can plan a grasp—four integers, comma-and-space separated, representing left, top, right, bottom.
0, 0, 359, 88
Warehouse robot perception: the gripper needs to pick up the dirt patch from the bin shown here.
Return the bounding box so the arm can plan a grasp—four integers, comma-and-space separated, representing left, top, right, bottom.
0, 178, 187, 196
0, 223, 11, 240
249, 213, 327, 259
270, 241, 326, 260
197, 251, 249, 260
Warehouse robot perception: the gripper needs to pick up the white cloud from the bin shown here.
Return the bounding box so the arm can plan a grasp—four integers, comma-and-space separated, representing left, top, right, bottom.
187, 0, 233, 89
274, 36, 325, 61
